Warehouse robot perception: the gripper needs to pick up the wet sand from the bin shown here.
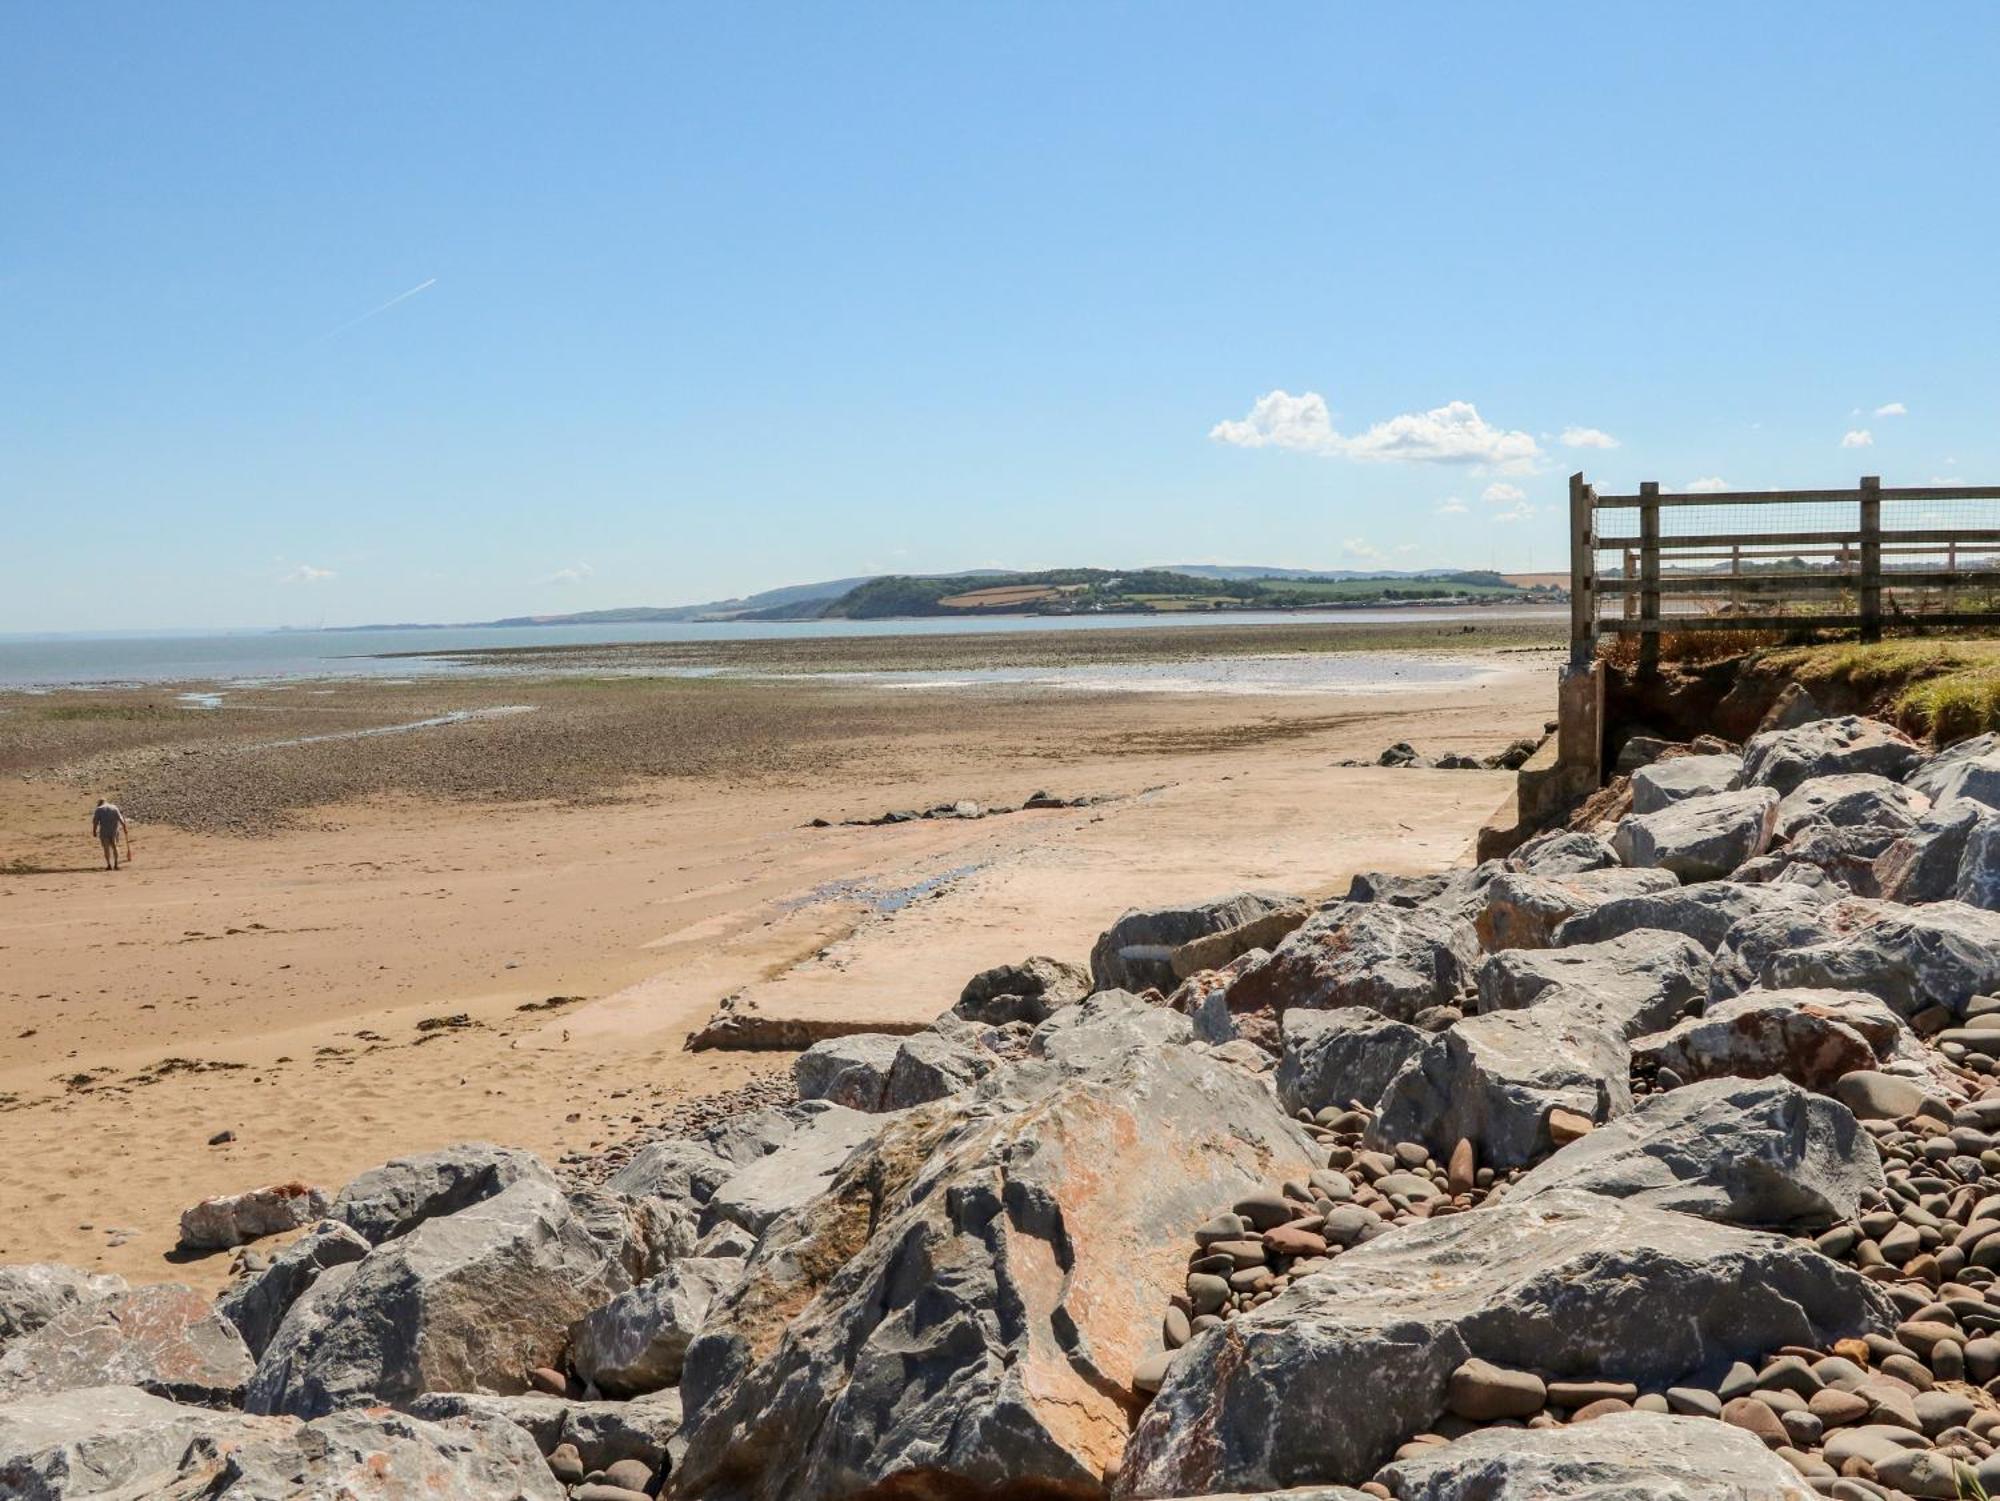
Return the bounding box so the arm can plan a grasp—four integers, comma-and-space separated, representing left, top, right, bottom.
0, 626, 1559, 1288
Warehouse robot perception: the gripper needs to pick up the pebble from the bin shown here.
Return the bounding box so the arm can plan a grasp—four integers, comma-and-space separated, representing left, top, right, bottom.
547, 1443, 585, 1485
1721, 1396, 1789, 1449
1547, 1107, 1593, 1146
1445, 1358, 1546, 1421
526, 1366, 567, 1397
602, 1459, 655, 1492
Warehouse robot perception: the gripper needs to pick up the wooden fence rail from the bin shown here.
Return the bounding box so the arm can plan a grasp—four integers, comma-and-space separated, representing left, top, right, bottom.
1569, 472, 2000, 671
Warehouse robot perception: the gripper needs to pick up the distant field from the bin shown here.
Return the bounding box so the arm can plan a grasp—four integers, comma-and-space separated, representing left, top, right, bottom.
936, 583, 1077, 609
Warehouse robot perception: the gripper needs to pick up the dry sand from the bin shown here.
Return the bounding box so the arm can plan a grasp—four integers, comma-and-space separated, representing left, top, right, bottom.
0, 630, 1558, 1290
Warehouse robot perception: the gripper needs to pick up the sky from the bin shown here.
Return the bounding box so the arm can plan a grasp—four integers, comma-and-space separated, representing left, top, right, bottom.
5, 5, 2000, 631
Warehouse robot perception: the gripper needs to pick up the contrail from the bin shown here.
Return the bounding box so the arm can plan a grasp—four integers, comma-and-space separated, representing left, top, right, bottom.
308, 277, 437, 344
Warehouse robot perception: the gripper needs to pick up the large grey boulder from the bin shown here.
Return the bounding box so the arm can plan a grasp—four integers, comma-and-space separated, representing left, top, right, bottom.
152, 1405, 563, 1500
0, 1285, 252, 1407
1090, 890, 1297, 993
1742, 714, 1923, 795
0, 1266, 125, 1351
214, 1220, 370, 1360
1909, 732, 2000, 804
1220, 902, 1479, 1023
570, 1256, 743, 1397
1773, 771, 1928, 842
1505, 828, 1620, 875
953, 956, 1090, 1025
1874, 801, 1986, 903
793, 1033, 901, 1111
1376, 1411, 1815, 1501
1510, 1076, 1884, 1229
407, 1388, 683, 1474
607, 1100, 880, 1221
0, 1385, 284, 1501
1735, 822, 1903, 896
1476, 868, 1679, 951
244, 1177, 638, 1418
1612, 787, 1780, 882
674, 1013, 1320, 1501
1630, 753, 1744, 814
1032, 989, 1194, 1072
1373, 933, 1707, 1167
1959, 807, 2000, 910
1553, 879, 1827, 953
1274, 1008, 1428, 1116
1633, 987, 1904, 1092
1707, 897, 1886, 1001
1372, 1002, 1626, 1167
1117, 1190, 1893, 1493
1766, 900, 2000, 1018
329, 1142, 553, 1245
1474, 931, 1708, 1030
178, 1183, 331, 1252
881, 1018, 997, 1108
702, 1104, 891, 1235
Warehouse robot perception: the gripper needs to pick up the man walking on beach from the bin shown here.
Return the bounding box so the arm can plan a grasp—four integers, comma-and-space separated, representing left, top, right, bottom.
91, 799, 129, 870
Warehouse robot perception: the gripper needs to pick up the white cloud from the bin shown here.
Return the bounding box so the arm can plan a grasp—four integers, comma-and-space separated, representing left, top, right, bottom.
1482, 482, 1527, 504
1684, 477, 1730, 493
1560, 426, 1620, 449
1874, 401, 1907, 417
1841, 429, 1874, 448
281, 563, 335, 583
1394, 543, 1421, 555
1435, 497, 1470, 515
546, 562, 594, 585
1491, 503, 1536, 524
1342, 537, 1385, 561
1211, 391, 1541, 470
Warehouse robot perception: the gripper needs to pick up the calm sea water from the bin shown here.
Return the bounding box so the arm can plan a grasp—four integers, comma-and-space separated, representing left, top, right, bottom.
0, 608, 1564, 689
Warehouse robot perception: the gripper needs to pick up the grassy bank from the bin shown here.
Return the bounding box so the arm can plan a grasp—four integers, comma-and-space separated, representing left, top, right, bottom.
1761, 639, 2000, 741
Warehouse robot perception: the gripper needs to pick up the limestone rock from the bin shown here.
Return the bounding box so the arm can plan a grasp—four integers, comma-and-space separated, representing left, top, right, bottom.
1505, 828, 1621, 875
1633, 986, 1903, 1092
1630, 753, 1746, 815
674, 1015, 1320, 1501
214, 1219, 370, 1360
407, 1388, 683, 1474
702, 1104, 890, 1235
952, 956, 1090, 1025
1736, 822, 1903, 896
0, 1285, 253, 1407
178, 1182, 331, 1252
0, 1385, 284, 1501
329, 1141, 553, 1245
1909, 733, 2000, 805
1211, 901, 1480, 1023
1553, 880, 1827, 953
1875, 801, 1986, 904
1273, 1008, 1427, 1117
1773, 772, 1929, 842
1511, 1076, 1884, 1229
571, 1257, 744, 1398
1090, 890, 1298, 993
1376, 1411, 1815, 1501
0, 1265, 125, 1350
153, 1405, 563, 1500
1474, 931, 1709, 1031
793, 1033, 901, 1111
1958, 806, 2000, 910
1742, 715, 1923, 796
1707, 899, 1885, 1001
1612, 787, 1781, 883
245, 1177, 636, 1418
881, 1019, 996, 1109
1765, 900, 2000, 1018
1117, 1190, 1893, 1492
1476, 868, 1679, 951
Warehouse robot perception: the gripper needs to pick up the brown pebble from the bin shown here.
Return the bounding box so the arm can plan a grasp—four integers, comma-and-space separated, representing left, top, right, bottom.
1570, 1397, 1632, 1423
1547, 1107, 1593, 1146
1721, 1395, 1788, 1449
1447, 1138, 1476, 1196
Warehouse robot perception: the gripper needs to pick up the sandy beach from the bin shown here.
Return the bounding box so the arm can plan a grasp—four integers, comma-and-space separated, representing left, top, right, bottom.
0, 622, 1559, 1290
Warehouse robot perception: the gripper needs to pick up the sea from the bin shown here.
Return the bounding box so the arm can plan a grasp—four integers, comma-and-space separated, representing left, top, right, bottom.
0, 608, 1566, 691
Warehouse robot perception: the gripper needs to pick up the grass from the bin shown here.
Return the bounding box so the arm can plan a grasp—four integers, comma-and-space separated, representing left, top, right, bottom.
1762, 638, 2000, 742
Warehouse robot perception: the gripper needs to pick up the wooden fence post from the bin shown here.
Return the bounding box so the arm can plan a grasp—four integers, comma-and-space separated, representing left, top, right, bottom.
1859, 475, 1882, 642
1639, 481, 1661, 674
1568, 472, 1594, 669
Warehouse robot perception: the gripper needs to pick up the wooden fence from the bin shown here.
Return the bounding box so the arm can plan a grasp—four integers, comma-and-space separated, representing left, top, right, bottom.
1569, 473, 2000, 669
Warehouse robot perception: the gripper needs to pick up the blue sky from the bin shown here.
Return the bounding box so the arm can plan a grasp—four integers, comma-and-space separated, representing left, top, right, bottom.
5, 5, 1997, 630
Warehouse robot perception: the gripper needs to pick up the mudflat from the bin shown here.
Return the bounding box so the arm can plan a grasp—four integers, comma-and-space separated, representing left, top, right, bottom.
0, 621, 1559, 1288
